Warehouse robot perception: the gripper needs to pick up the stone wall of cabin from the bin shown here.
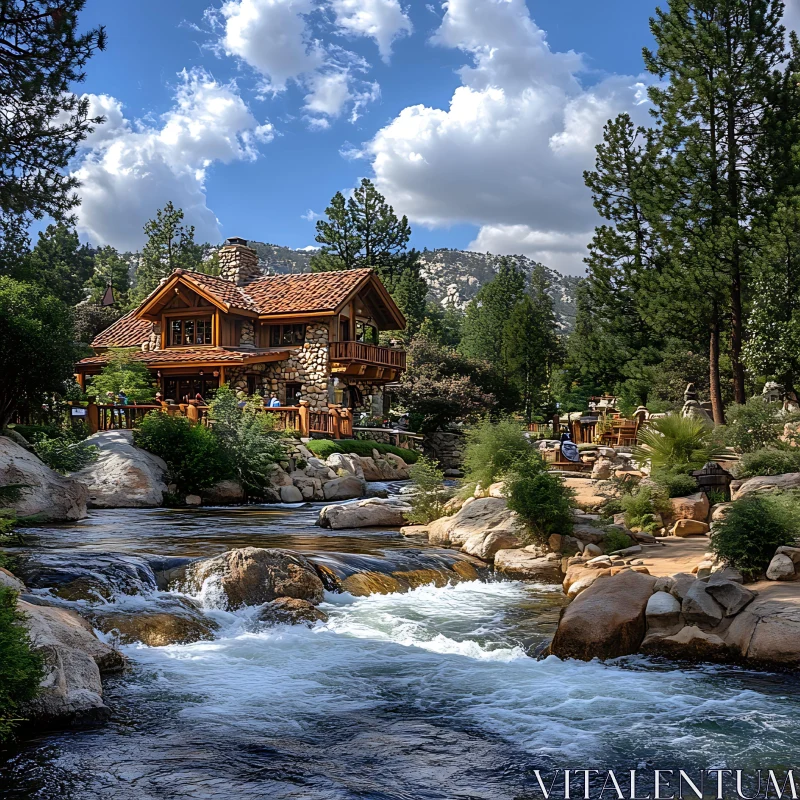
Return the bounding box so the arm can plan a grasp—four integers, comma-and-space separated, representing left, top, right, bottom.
226, 323, 330, 410
140, 322, 161, 352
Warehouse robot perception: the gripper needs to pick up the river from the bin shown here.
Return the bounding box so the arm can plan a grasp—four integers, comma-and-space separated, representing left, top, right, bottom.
2, 492, 800, 799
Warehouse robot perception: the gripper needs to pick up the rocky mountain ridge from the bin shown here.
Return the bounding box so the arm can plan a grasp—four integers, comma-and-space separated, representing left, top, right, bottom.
247, 242, 581, 332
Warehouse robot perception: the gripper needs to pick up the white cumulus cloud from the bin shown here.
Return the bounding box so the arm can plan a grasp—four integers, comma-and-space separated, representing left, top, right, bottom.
72, 68, 274, 251
364, 0, 652, 274
329, 0, 412, 61
213, 0, 384, 124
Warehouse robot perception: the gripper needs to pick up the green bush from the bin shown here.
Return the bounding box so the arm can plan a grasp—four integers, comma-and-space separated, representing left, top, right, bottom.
633, 414, 721, 473
32, 432, 98, 474
0, 587, 44, 742
652, 469, 698, 498
461, 417, 530, 491
504, 451, 574, 545
603, 528, 634, 554
736, 447, 800, 478
6, 424, 60, 442
710, 495, 800, 580
133, 412, 230, 494
306, 438, 420, 464
406, 456, 448, 524
722, 398, 783, 453
207, 386, 287, 495
622, 485, 670, 533
89, 348, 155, 403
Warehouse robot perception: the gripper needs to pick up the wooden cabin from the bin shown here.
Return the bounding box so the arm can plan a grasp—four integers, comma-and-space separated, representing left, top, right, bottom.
76, 238, 407, 416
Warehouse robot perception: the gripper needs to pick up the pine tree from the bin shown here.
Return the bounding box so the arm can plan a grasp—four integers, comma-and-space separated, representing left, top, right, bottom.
502, 266, 564, 422
132, 202, 203, 302
86, 245, 131, 306
311, 179, 427, 334
643, 0, 788, 409
459, 258, 525, 366
0, 2, 105, 247
23, 222, 93, 305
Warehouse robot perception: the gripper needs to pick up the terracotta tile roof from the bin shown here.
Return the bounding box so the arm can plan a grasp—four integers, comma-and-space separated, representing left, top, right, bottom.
78, 348, 286, 367
91, 310, 153, 348
180, 271, 261, 312
244, 268, 373, 315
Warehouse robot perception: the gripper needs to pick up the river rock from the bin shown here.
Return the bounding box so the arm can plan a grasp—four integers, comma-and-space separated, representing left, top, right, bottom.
706, 567, 744, 585
19, 600, 125, 724
776, 546, 800, 565
711, 503, 734, 523
493, 548, 563, 583
89, 607, 219, 647
591, 458, 613, 481
425, 497, 519, 547
726, 587, 800, 667
322, 476, 366, 501
318, 498, 411, 529
641, 625, 731, 661
669, 492, 710, 523
733, 473, 800, 500
566, 568, 612, 598
353, 456, 384, 481
572, 524, 609, 546
682, 581, 723, 628
326, 453, 365, 479
563, 479, 607, 513
72, 430, 168, 508
705, 580, 755, 617
184, 547, 324, 609
0, 436, 88, 521
672, 519, 710, 537
280, 484, 304, 503
257, 597, 328, 626
201, 479, 245, 505
646, 591, 682, 634
0, 567, 25, 592
669, 573, 697, 602
550, 569, 657, 660
766, 553, 797, 581
461, 529, 521, 561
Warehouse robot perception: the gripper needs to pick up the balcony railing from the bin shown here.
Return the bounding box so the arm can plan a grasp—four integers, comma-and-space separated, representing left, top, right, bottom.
329, 341, 406, 370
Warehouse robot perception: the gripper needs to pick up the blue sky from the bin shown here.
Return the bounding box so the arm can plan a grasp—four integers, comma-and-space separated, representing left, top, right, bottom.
63, 1, 736, 273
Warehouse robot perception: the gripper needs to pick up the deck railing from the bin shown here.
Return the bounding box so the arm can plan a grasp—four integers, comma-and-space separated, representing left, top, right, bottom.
83, 400, 353, 439
329, 341, 406, 370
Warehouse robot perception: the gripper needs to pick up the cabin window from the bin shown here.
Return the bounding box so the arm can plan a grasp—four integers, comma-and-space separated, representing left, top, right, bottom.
169, 316, 213, 347
269, 324, 305, 347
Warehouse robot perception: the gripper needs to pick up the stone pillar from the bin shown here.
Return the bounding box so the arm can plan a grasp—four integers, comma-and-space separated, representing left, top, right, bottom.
218, 238, 261, 286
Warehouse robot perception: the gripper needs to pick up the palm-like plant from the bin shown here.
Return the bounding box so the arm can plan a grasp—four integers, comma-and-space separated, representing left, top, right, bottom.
633, 414, 723, 473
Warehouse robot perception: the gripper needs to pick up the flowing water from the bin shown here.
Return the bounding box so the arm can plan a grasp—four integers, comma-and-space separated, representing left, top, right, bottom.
3, 492, 800, 799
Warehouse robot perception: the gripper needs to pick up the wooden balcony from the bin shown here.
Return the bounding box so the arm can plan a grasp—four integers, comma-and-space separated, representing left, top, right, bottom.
329, 341, 407, 371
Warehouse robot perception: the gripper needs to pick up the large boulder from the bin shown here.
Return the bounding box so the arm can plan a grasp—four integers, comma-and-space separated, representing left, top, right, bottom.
280, 484, 304, 503
201, 479, 245, 505
550, 569, 656, 660
671, 519, 710, 537
0, 566, 25, 592
645, 591, 682, 635
88, 607, 219, 647
0, 436, 88, 521
326, 453, 364, 479
766, 553, 797, 581
669, 492, 710, 522
425, 497, 519, 547
494, 548, 563, 583
732, 473, 800, 501
705, 580, 755, 617
256, 597, 328, 626
728, 590, 800, 667
183, 547, 324, 610
19, 600, 125, 724
681, 581, 723, 629
72, 430, 167, 508
318, 498, 412, 529
354, 456, 384, 482
322, 476, 366, 501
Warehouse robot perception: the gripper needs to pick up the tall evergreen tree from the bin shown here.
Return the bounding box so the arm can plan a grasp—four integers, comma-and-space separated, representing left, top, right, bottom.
643, 0, 788, 411
132, 202, 203, 302
23, 222, 93, 305
502, 265, 564, 422
0, 1, 105, 249
311, 179, 427, 333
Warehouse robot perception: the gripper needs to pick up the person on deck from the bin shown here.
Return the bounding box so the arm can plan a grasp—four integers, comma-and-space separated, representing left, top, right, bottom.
117, 390, 128, 405
195, 392, 206, 405
268, 393, 281, 408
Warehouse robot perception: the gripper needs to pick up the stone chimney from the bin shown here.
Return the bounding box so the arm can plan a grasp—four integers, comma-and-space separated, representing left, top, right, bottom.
219, 237, 261, 286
